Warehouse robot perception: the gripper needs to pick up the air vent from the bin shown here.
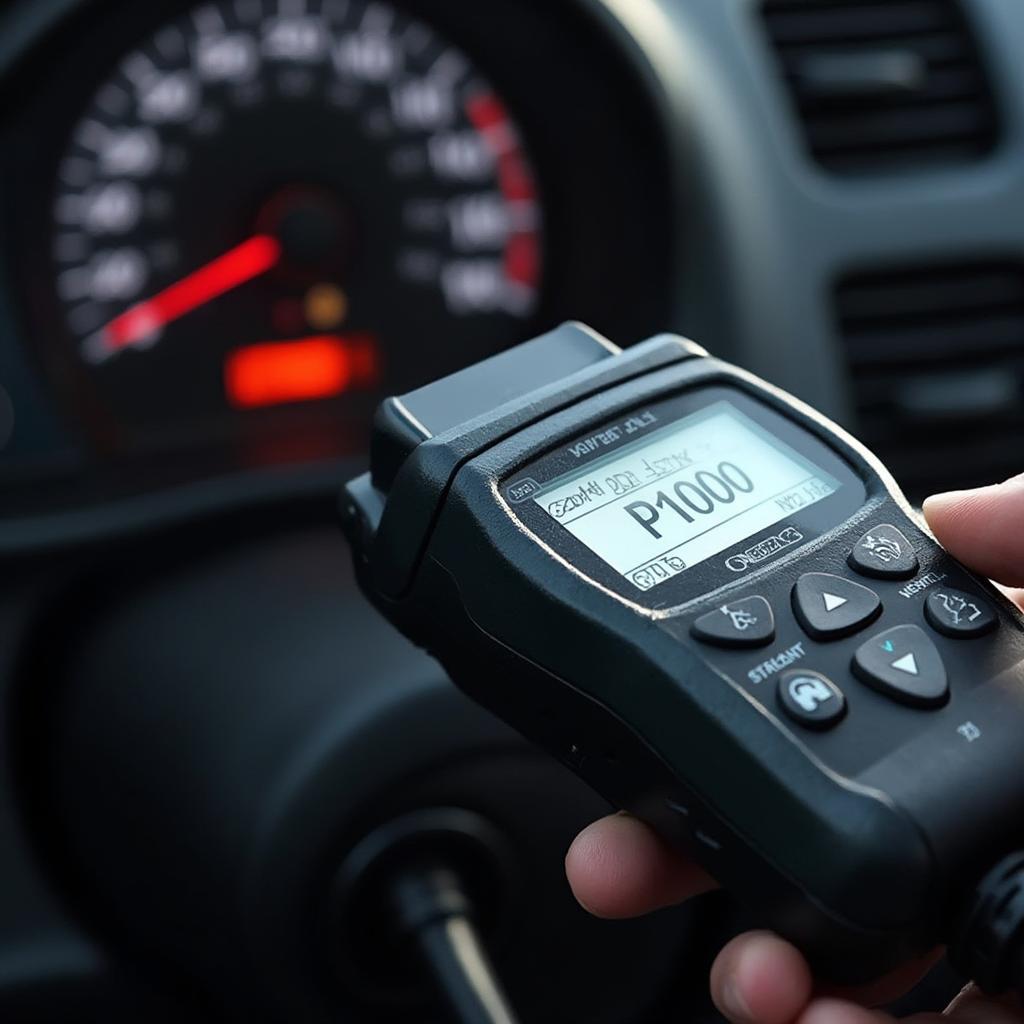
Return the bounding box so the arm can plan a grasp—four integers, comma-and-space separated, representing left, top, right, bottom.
836, 262, 1023, 496
761, 0, 1000, 173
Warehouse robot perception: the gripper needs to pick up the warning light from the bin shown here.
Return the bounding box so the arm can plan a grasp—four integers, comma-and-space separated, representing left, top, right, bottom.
305, 283, 349, 331
225, 334, 378, 409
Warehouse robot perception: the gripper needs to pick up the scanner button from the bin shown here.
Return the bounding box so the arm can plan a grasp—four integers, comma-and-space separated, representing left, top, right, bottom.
778, 671, 847, 730
853, 625, 949, 708
848, 524, 919, 580
925, 588, 997, 639
793, 573, 882, 640
691, 597, 775, 649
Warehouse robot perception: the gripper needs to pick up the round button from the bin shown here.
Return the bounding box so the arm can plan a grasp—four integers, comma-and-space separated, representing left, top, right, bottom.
777, 671, 847, 730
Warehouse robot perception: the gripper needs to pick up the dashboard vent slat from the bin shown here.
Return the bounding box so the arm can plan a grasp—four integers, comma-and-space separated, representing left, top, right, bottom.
836, 262, 1024, 496
761, 0, 1000, 173
764, 2, 954, 46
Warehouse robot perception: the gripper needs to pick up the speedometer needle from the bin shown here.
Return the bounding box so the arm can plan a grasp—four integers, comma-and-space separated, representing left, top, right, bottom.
99, 234, 282, 354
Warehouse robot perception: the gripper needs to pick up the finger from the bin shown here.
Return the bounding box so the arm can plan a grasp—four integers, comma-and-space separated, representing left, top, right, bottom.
564, 812, 715, 919
923, 473, 1024, 587
710, 930, 813, 1024
797, 1001, 954, 1024
949, 1006, 1024, 1024
794, 982, 1024, 1024
796, 1000, 893, 1024
821, 949, 944, 1007
994, 585, 1024, 612
946, 982, 1024, 1023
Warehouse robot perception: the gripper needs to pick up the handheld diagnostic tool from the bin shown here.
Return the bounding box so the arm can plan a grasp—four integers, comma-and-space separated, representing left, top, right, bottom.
342, 323, 1024, 990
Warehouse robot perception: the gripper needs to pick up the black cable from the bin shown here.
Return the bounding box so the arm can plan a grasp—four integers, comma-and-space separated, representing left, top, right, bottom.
950, 851, 1024, 996
390, 866, 520, 1024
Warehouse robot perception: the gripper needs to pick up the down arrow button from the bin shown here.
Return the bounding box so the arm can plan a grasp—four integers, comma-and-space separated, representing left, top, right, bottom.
853, 625, 949, 709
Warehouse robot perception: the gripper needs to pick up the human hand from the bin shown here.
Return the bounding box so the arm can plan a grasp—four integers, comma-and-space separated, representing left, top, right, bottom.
566, 474, 1024, 1023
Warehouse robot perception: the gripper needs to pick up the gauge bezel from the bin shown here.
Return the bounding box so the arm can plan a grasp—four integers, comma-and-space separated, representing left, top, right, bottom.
31, 0, 553, 450
0, 0, 679, 548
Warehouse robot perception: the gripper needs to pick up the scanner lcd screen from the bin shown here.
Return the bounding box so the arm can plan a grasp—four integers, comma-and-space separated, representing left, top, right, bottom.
532, 402, 841, 592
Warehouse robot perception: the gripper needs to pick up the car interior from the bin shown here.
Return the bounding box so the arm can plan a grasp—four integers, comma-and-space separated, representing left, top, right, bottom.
1, 0, 1021, 1020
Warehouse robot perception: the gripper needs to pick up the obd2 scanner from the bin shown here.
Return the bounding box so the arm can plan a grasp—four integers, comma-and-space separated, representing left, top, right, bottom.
341, 323, 1024, 993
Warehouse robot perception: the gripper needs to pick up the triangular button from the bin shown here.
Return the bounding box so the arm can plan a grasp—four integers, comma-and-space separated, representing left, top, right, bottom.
852, 625, 948, 708
892, 653, 919, 676
793, 573, 882, 640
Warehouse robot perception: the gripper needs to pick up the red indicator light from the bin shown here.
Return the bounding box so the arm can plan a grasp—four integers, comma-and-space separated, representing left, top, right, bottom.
225, 334, 378, 409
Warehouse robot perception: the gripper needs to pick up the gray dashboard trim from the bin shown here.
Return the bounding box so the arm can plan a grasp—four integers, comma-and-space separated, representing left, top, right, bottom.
632, 0, 1024, 423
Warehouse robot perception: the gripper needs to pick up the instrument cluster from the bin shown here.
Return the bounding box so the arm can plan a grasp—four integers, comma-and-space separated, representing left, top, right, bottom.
0, 0, 676, 535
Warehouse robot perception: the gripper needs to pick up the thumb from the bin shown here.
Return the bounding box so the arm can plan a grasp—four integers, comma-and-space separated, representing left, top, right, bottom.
922, 473, 1024, 589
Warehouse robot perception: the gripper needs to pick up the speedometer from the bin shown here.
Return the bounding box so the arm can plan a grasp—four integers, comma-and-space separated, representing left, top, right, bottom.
49, 0, 543, 436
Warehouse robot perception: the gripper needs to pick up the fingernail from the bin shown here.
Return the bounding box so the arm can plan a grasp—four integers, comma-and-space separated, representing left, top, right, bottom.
721, 978, 753, 1022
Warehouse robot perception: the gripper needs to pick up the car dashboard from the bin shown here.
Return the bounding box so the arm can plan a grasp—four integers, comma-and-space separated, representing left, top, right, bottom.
1, 0, 1023, 1021
0, 0, 677, 547
2, 0, 1021, 551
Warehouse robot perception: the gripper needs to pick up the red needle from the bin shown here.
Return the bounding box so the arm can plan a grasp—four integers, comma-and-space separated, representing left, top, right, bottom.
99, 234, 282, 353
